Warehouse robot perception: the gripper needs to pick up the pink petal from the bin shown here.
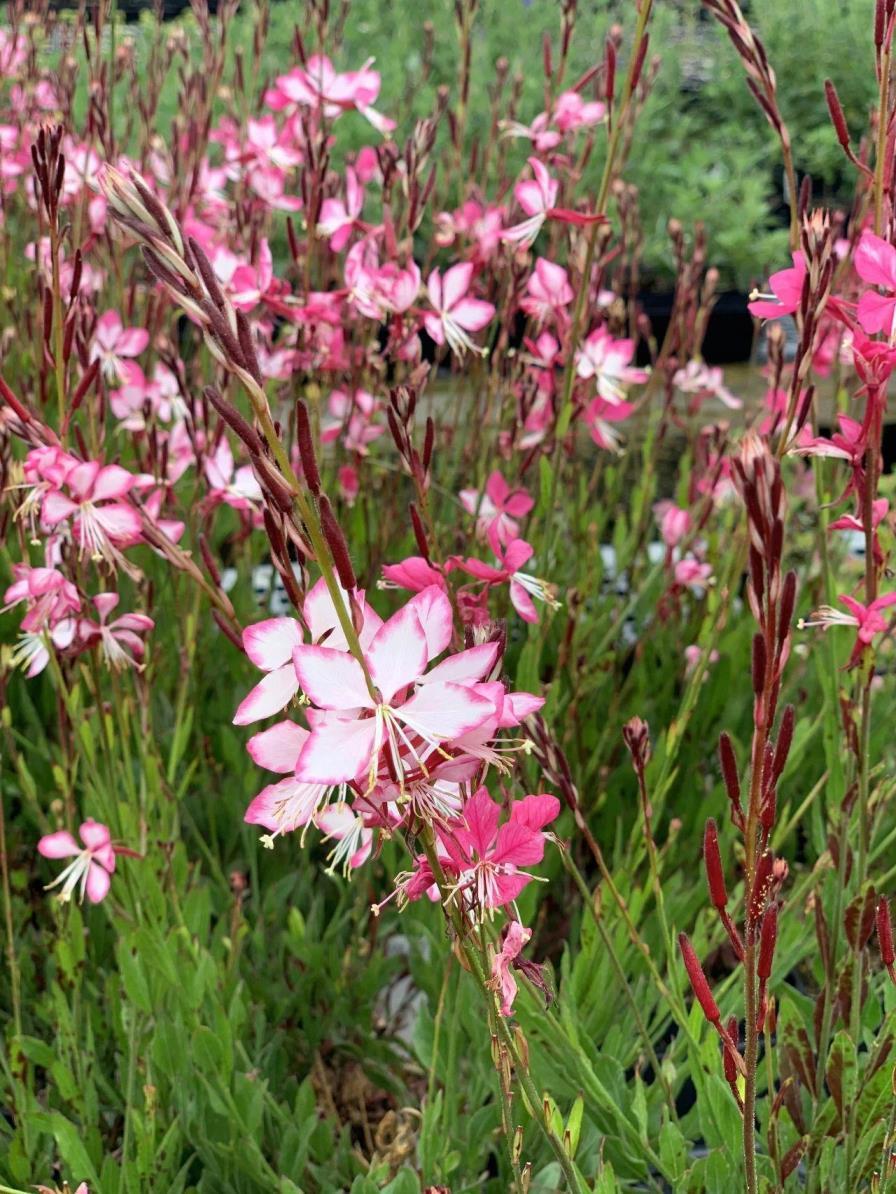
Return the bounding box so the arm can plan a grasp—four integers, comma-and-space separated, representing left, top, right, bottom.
85, 861, 112, 903
397, 681, 495, 740
243, 617, 303, 671
292, 644, 372, 709
233, 664, 300, 725
450, 297, 495, 332
421, 643, 498, 685
407, 586, 454, 658
498, 691, 545, 726
247, 719, 309, 772
92, 465, 135, 502
503, 539, 535, 572
490, 871, 532, 906
855, 230, 896, 290
512, 793, 560, 832
92, 502, 143, 542
366, 603, 429, 702
115, 328, 150, 357
294, 717, 377, 783
244, 776, 320, 831
79, 818, 111, 851
857, 291, 896, 336
440, 262, 475, 311
37, 830, 80, 859
510, 579, 539, 623
492, 820, 544, 866
459, 786, 501, 855
40, 490, 78, 526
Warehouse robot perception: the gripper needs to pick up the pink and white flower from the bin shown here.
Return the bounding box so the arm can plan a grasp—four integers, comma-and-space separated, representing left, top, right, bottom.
423, 264, 495, 357
37, 818, 131, 904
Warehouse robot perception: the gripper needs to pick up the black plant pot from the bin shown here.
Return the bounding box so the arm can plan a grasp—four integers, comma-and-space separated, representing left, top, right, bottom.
636, 289, 755, 366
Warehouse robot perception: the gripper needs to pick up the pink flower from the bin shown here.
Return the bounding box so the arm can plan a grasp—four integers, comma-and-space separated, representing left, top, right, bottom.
3, 566, 79, 677
654, 502, 691, 548
436, 787, 559, 913
234, 578, 383, 726
747, 253, 806, 320
3, 564, 79, 634
582, 396, 635, 453
489, 920, 532, 1016
520, 258, 574, 323
317, 167, 364, 250
800, 592, 896, 667
576, 327, 648, 403
459, 471, 534, 546
855, 230, 896, 335
502, 157, 606, 246
90, 311, 149, 382
40, 460, 143, 565
78, 593, 154, 671
791, 414, 866, 466
204, 440, 263, 512
265, 55, 395, 134
38, 818, 127, 904
316, 803, 373, 874
381, 556, 449, 593
291, 587, 498, 786
321, 388, 384, 455
423, 263, 495, 356
458, 531, 559, 623
243, 720, 332, 846
673, 361, 741, 411
674, 557, 713, 593
829, 499, 888, 534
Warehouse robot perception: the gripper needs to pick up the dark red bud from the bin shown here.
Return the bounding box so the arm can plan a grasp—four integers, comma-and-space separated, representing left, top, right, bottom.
319, 494, 356, 590
877, 896, 895, 972
758, 903, 778, 980
703, 818, 728, 911
295, 400, 321, 496
679, 933, 720, 1024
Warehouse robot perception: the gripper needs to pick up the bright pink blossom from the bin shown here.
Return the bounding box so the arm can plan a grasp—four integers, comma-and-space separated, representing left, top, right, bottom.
433, 787, 559, 913
748, 253, 806, 320
38, 818, 129, 904
458, 531, 559, 623
800, 592, 896, 667
490, 920, 532, 1016
291, 587, 498, 786
855, 230, 896, 336
459, 471, 534, 545
576, 327, 648, 403
423, 264, 495, 357
90, 311, 149, 382
78, 593, 154, 671
41, 460, 143, 564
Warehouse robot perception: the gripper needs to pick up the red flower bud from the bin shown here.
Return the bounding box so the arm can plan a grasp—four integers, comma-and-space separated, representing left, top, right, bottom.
678, 933, 720, 1025
703, 819, 727, 911
758, 903, 778, 980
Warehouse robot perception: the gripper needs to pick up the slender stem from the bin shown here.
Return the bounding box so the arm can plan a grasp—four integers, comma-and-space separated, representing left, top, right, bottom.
418, 832, 587, 1193
559, 846, 678, 1118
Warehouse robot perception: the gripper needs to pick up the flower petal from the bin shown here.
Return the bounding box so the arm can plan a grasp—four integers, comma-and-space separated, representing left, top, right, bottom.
292, 644, 372, 709
233, 664, 300, 725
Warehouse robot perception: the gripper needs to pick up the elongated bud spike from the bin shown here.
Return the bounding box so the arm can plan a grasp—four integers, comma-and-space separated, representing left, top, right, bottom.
824, 80, 850, 148
718, 732, 742, 818
877, 897, 896, 983
678, 933, 720, 1024
295, 401, 321, 496
758, 903, 778, 980
703, 819, 727, 911
319, 495, 356, 590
